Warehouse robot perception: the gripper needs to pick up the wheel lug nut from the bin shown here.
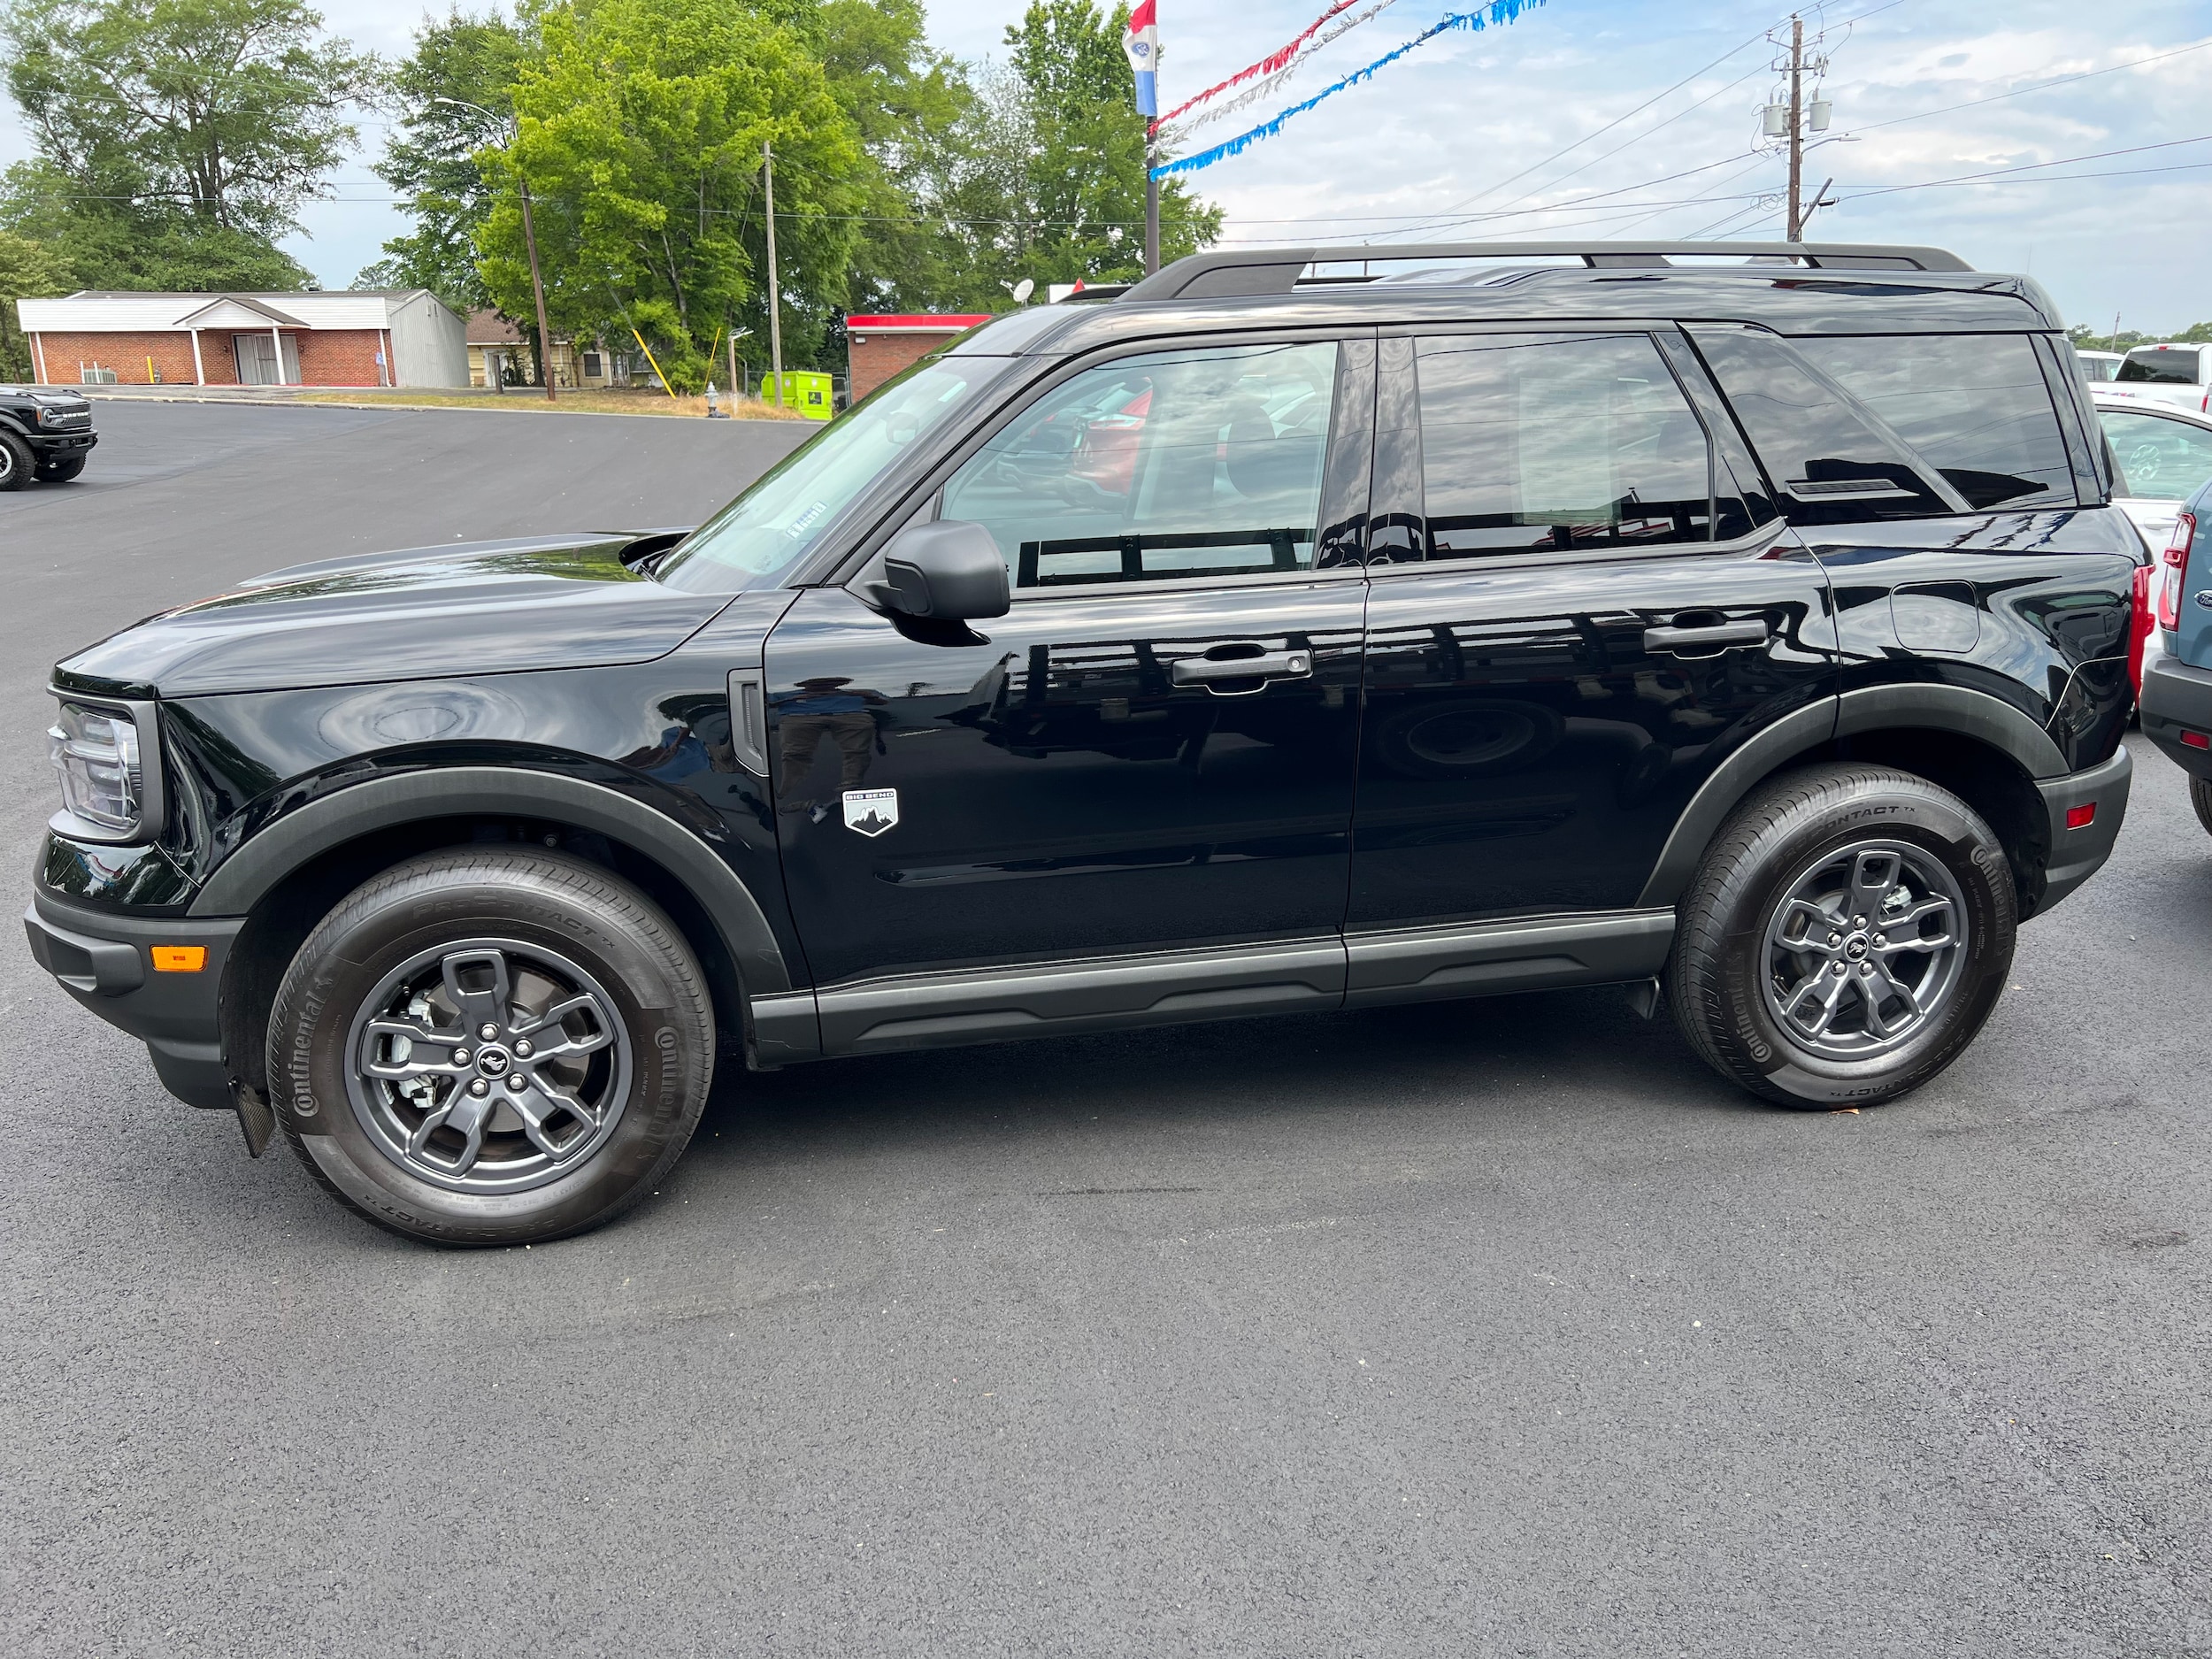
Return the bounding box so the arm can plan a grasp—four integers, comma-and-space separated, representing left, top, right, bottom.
1873, 933, 1886, 948
451, 1048, 470, 1064
514, 1040, 532, 1057
1853, 916, 1866, 927
469, 1079, 490, 1096
506, 1074, 526, 1092
479, 1023, 498, 1041
1827, 933, 1841, 947
1859, 963, 1874, 976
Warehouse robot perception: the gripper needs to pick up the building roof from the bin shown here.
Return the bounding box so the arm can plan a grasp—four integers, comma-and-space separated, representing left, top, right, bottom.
846, 314, 995, 334
17, 289, 457, 333
465, 309, 587, 347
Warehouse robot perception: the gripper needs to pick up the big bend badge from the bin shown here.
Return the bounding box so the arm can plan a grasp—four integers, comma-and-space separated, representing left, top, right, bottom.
841, 788, 899, 837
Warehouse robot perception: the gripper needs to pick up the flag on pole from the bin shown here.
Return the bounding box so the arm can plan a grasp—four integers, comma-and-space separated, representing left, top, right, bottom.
1124, 0, 1159, 118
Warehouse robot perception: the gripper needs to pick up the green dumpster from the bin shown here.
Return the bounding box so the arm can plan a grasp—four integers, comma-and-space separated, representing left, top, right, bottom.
763, 370, 833, 420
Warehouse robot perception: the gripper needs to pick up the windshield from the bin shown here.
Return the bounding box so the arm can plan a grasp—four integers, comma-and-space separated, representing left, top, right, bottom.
2117, 347, 2201, 385
657, 356, 1012, 592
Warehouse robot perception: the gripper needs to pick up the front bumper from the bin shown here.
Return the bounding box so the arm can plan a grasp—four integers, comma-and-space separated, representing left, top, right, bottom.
2031, 745, 2132, 917
24, 889, 240, 1110
2139, 652, 2212, 780
27, 427, 97, 459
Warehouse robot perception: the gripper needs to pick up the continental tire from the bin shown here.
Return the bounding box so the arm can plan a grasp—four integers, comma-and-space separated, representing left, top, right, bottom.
268, 848, 713, 1245
1668, 764, 2016, 1110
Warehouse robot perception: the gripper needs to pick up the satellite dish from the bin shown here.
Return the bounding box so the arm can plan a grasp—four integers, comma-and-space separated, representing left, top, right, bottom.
1010, 278, 1035, 303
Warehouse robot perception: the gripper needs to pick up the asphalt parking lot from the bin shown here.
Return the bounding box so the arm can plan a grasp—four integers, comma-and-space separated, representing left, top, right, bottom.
5, 401, 2209, 1657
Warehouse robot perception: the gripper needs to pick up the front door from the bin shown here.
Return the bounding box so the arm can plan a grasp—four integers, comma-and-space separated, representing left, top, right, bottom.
764, 334, 1374, 1043
1350, 326, 1838, 933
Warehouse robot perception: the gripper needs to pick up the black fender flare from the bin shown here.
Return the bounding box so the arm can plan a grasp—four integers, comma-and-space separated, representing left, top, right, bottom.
1635, 684, 2070, 908
187, 765, 792, 995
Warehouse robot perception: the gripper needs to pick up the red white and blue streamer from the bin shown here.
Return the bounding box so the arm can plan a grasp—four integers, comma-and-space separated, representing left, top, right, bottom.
1152, 0, 1550, 178
1156, 0, 1367, 129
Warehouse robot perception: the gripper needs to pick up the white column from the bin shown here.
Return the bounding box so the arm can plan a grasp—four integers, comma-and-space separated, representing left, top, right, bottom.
188, 329, 205, 386
271, 326, 285, 386
31, 332, 48, 386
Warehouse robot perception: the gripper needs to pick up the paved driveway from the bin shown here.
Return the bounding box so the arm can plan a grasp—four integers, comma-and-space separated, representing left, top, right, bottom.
4, 403, 2208, 1656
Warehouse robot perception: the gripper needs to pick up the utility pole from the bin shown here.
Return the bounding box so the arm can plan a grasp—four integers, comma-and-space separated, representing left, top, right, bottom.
1785, 14, 1805, 242
763, 142, 784, 407
1144, 131, 1160, 276
518, 177, 556, 402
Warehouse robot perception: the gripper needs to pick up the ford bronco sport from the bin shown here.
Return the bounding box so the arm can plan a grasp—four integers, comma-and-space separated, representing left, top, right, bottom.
27, 241, 2138, 1244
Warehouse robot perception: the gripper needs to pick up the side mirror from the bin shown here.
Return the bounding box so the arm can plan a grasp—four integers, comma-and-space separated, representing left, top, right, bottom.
877, 519, 1010, 620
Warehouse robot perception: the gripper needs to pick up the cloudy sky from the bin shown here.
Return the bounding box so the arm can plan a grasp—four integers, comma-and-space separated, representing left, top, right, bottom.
5, 0, 2208, 334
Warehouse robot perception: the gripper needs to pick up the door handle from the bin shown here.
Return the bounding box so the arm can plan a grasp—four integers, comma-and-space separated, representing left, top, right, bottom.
726, 670, 769, 775
1642, 619, 1771, 656
1171, 648, 1313, 691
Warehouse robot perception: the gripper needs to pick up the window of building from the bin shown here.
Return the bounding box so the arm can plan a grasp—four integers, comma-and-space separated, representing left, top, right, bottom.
1794, 334, 2075, 510
1412, 333, 1717, 557
940, 340, 1340, 588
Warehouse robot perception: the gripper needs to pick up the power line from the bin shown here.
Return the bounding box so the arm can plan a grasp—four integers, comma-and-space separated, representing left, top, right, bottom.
1852, 35, 2212, 132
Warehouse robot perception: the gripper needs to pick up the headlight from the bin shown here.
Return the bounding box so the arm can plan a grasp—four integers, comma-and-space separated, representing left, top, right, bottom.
48, 697, 159, 840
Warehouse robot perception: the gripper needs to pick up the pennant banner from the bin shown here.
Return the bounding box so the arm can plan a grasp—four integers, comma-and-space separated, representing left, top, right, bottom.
1156, 0, 1365, 128
1152, 0, 1549, 179
1161, 0, 1402, 141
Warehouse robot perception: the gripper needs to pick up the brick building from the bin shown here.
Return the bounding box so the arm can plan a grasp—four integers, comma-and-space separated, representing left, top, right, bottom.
845, 313, 993, 401
16, 290, 468, 388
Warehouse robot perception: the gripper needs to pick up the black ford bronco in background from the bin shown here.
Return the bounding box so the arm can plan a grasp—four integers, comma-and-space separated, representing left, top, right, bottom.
27, 241, 2137, 1245
0, 384, 96, 488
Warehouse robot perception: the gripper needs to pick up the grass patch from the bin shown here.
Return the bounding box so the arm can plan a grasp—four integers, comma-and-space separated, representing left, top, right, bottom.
294, 387, 818, 420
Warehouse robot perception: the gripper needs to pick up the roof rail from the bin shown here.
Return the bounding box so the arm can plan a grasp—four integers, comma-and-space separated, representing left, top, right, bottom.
1120, 241, 1974, 303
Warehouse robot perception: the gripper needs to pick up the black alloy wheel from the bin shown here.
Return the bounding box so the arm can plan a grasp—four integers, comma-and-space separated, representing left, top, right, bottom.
0, 428, 30, 492
1669, 764, 2016, 1108
267, 848, 714, 1245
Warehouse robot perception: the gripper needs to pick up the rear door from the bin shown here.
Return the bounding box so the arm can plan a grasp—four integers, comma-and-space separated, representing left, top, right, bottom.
764, 332, 1376, 1047
1348, 325, 1837, 963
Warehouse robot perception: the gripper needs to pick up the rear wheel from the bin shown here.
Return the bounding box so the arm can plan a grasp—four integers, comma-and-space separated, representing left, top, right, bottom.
0, 428, 30, 492
2192, 776, 2212, 839
34, 456, 85, 483
1669, 764, 2016, 1109
268, 848, 714, 1245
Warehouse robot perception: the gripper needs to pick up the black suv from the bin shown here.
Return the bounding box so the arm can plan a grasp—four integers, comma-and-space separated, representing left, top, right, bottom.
27, 241, 2137, 1245
0, 384, 96, 488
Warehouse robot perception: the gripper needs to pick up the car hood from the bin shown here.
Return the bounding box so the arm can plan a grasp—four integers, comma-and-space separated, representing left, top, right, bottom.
54, 532, 726, 699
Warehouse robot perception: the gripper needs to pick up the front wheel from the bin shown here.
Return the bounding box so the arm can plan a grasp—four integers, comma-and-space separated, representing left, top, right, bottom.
0, 428, 30, 492
268, 848, 714, 1245
1668, 764, 2016, 1109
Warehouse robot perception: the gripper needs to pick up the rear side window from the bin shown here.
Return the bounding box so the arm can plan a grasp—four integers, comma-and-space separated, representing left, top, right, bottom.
1686, 326, 1949, 523
2119, 347, 2202, 384
1412, 333, 1718, 557
1794, 334, 2074, 510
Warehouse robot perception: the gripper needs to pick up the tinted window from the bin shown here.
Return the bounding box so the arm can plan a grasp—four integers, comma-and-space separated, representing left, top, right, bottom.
1796, 334, 2073, 510
941, 341, 1338, 588
2119, 347, 2201, 384
2077, 353, 2120, 383
1687, 326, 1949, 523
2102, 410, 2212, 502
1413, 333, 1714, 557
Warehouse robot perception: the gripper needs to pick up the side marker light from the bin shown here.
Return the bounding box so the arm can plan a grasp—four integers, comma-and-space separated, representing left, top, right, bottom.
2183, 731, 2212, 751
2064, 803, 2097, 829
150, 946, 207, 972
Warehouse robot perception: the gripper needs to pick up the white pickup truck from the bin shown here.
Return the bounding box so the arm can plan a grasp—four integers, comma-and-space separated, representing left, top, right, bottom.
2098, 342, 2212, 414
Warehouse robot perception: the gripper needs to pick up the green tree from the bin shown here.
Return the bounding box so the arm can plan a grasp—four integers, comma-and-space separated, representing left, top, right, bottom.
944, 0, 1217, 293
0, 0, 373, 289
474, 0, 865, 390
360, 7, 534, 309
0, 160, 318, 289
0, 227, 69, 380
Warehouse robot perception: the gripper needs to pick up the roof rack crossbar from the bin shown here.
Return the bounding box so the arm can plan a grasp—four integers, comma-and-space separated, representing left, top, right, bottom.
1121, 241, 1972, 303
